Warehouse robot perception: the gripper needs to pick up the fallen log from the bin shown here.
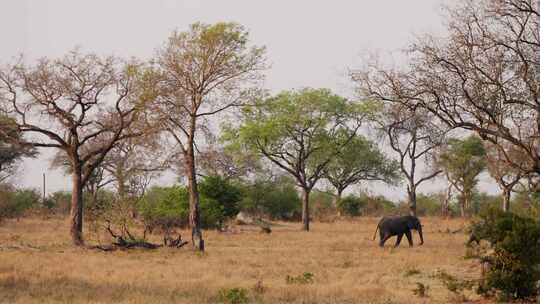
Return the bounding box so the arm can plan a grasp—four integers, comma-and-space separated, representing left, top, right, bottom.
91, 223, 188, 251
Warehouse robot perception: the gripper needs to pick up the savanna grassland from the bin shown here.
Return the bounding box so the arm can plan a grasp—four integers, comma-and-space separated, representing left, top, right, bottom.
0, 217, 484, 304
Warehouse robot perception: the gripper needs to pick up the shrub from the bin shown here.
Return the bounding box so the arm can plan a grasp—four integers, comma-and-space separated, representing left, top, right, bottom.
239, 176, 301, 220
0, 186, 39, 221
199, 175, 242, 218
139, 185, 224, 231
361, 194, 396, 216
285, 272, 314, 284
470, 208, 540, 301
403, 267, 421, 277
310, 191, 336, 219
217, 288, 249, 304
415, 193, 441, 216
412, 282, 429, 298
473, 192, 502, 216
44, 191, 71, 214
337, 195, 364, 216
85, 190, 115, 219
433, 270, 474, 295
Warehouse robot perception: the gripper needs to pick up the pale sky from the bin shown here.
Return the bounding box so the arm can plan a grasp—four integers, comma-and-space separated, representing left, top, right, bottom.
0, 0, 500, 200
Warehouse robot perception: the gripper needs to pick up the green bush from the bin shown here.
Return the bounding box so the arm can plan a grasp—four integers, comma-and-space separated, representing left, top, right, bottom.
361, 194, 396, 216
0, 185, 39, 221
239, 176, 301, 220
139, 185, 224, 230
84, 190, 116, 219
217, 287, 249, 304
472, 192, 502, 216
337, 195, 364, 216
199, 175, 242, 218
285, 272, 314, 284
44, 191, 71, 214
511, 190, 540, 218
416, 193, 441, 216
470, 208, 540, 301
310, 191, 336, 219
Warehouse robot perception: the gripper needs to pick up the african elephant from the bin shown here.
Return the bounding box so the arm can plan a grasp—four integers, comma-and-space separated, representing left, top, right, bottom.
372, 215, 424, 247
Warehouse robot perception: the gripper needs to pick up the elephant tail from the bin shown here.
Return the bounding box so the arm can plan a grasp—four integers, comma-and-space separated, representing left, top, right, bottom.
372, 219, 382, 241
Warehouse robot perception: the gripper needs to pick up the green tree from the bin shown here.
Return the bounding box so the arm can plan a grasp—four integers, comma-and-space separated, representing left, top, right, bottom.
138, 185, 224, 231
225, 88, 367, 231
439, 136, 486, 217
239, 176, 301, 220
0, 115, 36, 182
153, 22, 267, 250
199, 175, 242, 218
323, 132, 399, 212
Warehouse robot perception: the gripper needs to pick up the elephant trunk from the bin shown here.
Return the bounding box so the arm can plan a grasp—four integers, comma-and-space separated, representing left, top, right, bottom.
418, 225, 424, 245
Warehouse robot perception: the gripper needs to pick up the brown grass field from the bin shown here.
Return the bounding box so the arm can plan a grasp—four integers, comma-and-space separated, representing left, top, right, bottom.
0, 217, 487, 304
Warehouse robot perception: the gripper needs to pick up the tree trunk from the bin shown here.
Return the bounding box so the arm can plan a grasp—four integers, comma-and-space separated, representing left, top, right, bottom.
302, 188, 311, 231
461, 193, 469, 217
186, 117, 204, 251
502, 188, 511, 212
70, 165, 84, 246
333, 189, 343, 216
442, 184, 451, 217
407, 184, 417, 216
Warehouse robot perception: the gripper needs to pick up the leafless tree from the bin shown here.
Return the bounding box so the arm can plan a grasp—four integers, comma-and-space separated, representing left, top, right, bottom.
102, 135, 169, 201
175, 145, 260, 181
152, 23, 266, 250
365, 101, 445, 216
0, 51, 146, 245
484, 141, 526, 211
356, 0, 540, 179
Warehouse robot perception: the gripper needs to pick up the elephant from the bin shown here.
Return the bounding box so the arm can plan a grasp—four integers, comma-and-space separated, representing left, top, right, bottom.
372, 215, 424, 247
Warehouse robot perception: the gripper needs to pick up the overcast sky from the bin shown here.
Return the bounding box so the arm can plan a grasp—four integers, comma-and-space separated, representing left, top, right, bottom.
0, 0, 500, 200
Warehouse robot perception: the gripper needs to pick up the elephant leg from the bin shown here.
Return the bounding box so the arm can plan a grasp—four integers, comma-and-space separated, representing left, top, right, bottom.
405, 230, 413, 247
394, 234, 403, 247
380, 233, 391, 247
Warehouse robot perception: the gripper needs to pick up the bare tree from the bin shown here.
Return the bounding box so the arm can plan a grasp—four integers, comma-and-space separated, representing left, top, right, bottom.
357, 0, 540, 178
367, 102, 445, 216
484, 141, 525, 211
197, 146, 260, 180
153, 23, 266, 250
102, 135, 168, 201
0, 51, 146, 245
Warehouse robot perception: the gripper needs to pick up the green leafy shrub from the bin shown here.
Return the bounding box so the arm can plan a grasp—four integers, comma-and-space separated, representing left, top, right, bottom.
84, 190, 115, 219
415, 193, 441, 216
0, 186, 39, 221
472, 192, 502, 216
139, 185, 224, 231
470, 208, 540, 301
217, 287, 249, 304
310, 190, 336, 219
239, 176, 301, 220
337, 195, 364, 216
285, 272, 314, 284
433, 270, 474, 295
361, 194, 396, 216
44, 191, 71, 214
199, 175, 242, 218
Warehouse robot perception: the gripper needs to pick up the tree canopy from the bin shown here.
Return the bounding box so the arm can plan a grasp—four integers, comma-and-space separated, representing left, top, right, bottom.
224, 88, 373, 230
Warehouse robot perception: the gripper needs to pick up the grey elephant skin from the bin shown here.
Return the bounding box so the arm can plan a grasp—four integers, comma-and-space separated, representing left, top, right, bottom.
372, 216, 424, 247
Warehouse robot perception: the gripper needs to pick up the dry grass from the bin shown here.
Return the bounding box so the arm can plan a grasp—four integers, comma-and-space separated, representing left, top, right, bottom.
0, 217, 486, 304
